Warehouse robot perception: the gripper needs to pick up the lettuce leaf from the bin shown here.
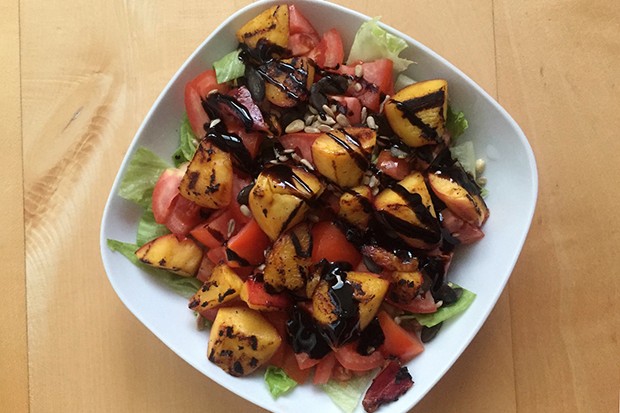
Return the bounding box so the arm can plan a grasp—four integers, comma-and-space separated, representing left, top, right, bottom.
264, 366, 297, 398
322, 372, 374, 413
214, 49, 245, 84
118, 147, 170, 208
136, 209, 170, 245
449, 140, 476, 179
412, 286, 476, 328
394, 73, 416, 92
172, 115, 198, 166
347, 18, 413, 72
446, 106, 469, 139
106, 239, 202, 298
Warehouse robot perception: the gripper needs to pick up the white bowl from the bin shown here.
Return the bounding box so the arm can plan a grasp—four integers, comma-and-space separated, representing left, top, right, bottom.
100, 1, 538, 412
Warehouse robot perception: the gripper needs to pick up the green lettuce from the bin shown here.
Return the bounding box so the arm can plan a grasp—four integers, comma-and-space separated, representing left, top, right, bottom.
446, 106, 469, 139
214, 49, 245, 84
106, 239, 202, 298
412, 286, 476, 328
450, 140, 476, 179
347, 18, 413, 72
118, 147, 171, 208
322, 372, 374, 413
172, 115, 198, 166
136, 209, 170, 245
264, 366, 297, 398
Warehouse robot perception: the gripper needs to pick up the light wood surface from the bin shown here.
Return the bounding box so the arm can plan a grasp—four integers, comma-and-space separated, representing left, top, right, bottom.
4, 0, 618, 412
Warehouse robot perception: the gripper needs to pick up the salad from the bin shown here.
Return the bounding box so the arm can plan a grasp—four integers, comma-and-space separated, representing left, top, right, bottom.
108, 4, 489, 412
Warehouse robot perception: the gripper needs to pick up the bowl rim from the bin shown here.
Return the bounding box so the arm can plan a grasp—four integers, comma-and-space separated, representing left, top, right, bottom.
100, 1, 538, 412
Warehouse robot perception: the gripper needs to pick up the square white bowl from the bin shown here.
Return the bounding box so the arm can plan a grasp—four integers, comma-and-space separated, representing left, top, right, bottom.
100, 1, 538, 412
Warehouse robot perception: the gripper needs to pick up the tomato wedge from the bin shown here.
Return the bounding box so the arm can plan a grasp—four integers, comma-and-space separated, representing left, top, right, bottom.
377, 311, 424, 363
190, 209, 236, 249
152, 168, 184, 224
307, 29, 344, 68
295, 352, 322, 370
313, 352, 336, 385
165, 195, 203, 235
185, 69, 228, 137
376, 149, 411, 180
226, 219, 271, 267
288, 4, 320, 55
279, 132, 320, 163
311, 221, 361, 266
271, 344, 312, 384
334, 343, 384, 372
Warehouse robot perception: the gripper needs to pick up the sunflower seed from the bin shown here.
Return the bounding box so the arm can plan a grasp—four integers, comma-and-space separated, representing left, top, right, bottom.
322, 104, 335, 118
318, 124, 333, 132
305, 114, 316, 125
209, 118, 221, 128
300, 158, 314, 170
283, 148, 295, 154
319, 116, 336, 126
227, 219, 236, 238
369, 175, 379, 188
304, 126, 320, 133
278, 155, 289, 162
371, 186, 380, 196
355, 64, 363, 77
475, 158, 486, 175
353, 82, 363, 92
336, 113, 350, 127
366, 115, 377, 129
309, 105, 318, 115
239, 204, 252, 217
476, 177, 488, 186
285, 119, 305, 133
361, 106, 368, 123
379, 95, 390, 113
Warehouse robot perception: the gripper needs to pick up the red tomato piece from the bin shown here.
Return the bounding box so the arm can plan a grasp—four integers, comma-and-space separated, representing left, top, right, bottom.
338, 59, 394, 112
152, 168, 184, 224
334, 342, 384, 372
376, 149, 411, 180
331, 96, 362, 125
360, 58, 394, 96
228, 172, 252, 227
190, 209, 236, 249
377, 311, 424, 363
165, 195, 203, 235
289, 4, 319, 38
295, 352, 322, 370
390, 290, 437, 314
185, 69, 228, 137
278, 132, 320, 163
311, 221, 361, 266
271, 344, 312, 384
227, 86, 269, 132
233, 128, 264, 159
441, 208, 485, 244
196, 255, 216, 283
313, 352, 336, 385
225, 219, 271, 267
307, 29, 344, 69
206, 245, 227, 265
242, 278, 292, 311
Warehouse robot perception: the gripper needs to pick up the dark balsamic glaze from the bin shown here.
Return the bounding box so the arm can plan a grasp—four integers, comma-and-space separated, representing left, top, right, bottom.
429, 149, 483, 196
262, 164, 315, 198
206, 125, 255, 173
203, 92, 254, 131
224, 248, 250, 267
287, 305, 332, 359
326, 130, 369, 171
290, 229, 312, 258
317, 260, 360, 347
357, 317, 385, 355
392, 89, 445, 143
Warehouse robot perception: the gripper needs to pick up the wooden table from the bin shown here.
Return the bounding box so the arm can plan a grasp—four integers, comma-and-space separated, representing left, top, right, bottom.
3, 0, 618, 411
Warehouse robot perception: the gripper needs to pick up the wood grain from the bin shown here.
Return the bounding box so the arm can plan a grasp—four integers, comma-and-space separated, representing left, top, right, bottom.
0, 0, 29, 411
495, 1, 620, 412
9, 0, 619, 412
